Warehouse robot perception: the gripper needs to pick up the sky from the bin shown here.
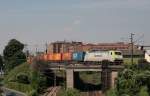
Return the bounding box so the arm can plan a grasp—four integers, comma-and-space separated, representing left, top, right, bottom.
0, 0, 150, 53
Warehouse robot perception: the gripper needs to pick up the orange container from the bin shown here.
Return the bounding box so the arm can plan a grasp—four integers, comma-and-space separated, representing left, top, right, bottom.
62, 53, 72, 61
39, 54, 44, 60
47, 54, 53, 61
43, 54, 48, 61
53, 53, 62, 61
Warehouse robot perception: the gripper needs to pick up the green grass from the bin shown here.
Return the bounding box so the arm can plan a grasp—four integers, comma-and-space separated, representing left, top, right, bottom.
3, 62, 33, 94
79, 72, 101, 85
4, 63, 30, 82
123, 58, 142, 65
57, 88, 80, 96
5, 82, 32, 93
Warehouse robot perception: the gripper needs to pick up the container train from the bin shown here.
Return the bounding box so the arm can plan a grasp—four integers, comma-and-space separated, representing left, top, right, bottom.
38, 50, 123, 64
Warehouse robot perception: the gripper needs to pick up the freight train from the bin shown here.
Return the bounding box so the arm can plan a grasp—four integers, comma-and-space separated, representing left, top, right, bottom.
38, 50, 123, 64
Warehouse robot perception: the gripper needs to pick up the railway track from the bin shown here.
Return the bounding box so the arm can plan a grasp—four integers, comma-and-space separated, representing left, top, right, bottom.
89, 91, 102, 96
44, 86, 61, 96
81, 91, 103, 96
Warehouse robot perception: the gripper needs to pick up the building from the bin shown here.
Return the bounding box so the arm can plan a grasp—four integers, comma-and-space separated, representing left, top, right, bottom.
82, 42, 139, 51
47, 41, 140, 53
47, 41, 82, 53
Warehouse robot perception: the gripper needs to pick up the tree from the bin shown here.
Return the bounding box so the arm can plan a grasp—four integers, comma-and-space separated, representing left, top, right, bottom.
116, 69, 140, 96
0, 55, 3, 70
3, 39, 26, 72
116, 63, 150, 96
30, 59, 48, 95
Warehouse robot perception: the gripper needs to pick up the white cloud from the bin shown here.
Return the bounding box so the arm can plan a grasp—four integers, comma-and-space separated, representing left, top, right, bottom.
73, 19, 81, 25
73, 16, 81, 25
64, 27, 73, 32
64, 16, 81, 32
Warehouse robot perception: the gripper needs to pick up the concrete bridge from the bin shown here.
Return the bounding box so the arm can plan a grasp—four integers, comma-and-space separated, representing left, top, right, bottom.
47, 62, 124, 92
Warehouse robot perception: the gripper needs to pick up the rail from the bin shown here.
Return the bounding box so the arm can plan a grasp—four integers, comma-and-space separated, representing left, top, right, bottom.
44, 86, 61, 96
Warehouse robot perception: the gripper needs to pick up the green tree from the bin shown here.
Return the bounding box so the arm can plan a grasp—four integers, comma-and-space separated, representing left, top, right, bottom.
116, 69, 140, 96
3, 39, 26, 72
30, 59, 48, 95
116, 63, 150, 96
0, 55, 3, 70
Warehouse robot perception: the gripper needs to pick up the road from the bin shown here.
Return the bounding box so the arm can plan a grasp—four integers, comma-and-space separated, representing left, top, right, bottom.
1, 87, 26, 96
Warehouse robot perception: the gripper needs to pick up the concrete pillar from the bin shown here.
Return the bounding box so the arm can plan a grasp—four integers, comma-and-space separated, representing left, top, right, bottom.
111, 71, 118, 88
101, 61, 111, 92
66, 69, 74, 88
101, 69, 111, 92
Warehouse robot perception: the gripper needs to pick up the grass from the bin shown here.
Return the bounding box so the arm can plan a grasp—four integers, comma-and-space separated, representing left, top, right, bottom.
5, 82, 32, 93
3, 62, 33, 94
4, 63, 30, 82
79, 72, 101, 85
57, 88, 80, 96
123, 58, 142, 65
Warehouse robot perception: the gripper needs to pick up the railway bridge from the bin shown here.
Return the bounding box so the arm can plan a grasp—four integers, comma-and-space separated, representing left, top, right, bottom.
47, 61, 124, 92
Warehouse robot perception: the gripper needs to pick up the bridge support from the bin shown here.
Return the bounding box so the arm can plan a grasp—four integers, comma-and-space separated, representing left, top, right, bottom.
101, 61, 120, 92
101, 70, 119, 92
111, 71, 118, 88
66, 69, 74, 88
101, 68, 111, 92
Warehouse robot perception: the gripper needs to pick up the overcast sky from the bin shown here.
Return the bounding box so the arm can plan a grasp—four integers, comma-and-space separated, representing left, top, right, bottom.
0, 0, 150, 53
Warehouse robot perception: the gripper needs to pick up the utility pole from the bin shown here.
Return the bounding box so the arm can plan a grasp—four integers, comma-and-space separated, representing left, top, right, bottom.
35, 44, 38, 56
45, 43, 48, 54
130, 33, 134, 65
24, 44, 29, 58
54, 70, 56, 86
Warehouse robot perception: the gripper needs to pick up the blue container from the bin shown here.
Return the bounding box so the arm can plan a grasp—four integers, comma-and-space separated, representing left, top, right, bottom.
72, 52, 85, 61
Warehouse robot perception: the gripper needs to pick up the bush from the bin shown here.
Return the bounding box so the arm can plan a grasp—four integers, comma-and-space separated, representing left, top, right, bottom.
30, 71, 47, 93
27, 90, 38, 96
106, 89, 117, 96
4, 63, 32, 94
16, 73, 30, 84
138, 86, 149, 96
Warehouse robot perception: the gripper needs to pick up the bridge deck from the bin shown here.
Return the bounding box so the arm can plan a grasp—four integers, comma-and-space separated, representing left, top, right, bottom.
48, 63, 124, 72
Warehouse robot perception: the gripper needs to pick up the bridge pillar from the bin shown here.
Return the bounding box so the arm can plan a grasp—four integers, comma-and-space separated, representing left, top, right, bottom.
101, 68, 111, 92
101, 61, 120, 93
102, 70, 119, 92
66, 69, 74, 88
110, 71, 118, 88
101, 61, 112, 92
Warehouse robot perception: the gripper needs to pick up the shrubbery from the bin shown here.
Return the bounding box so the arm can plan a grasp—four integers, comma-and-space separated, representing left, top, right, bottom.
16, 73, 30, 84
109, 62, 150, 96
4, 62, 48, 96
